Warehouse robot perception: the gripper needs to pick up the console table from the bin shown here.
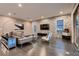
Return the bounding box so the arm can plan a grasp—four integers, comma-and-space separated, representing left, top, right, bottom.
62, 32, 71, 40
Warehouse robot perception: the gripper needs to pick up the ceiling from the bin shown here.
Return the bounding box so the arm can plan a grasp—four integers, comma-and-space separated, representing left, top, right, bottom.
0, 3, 74, 21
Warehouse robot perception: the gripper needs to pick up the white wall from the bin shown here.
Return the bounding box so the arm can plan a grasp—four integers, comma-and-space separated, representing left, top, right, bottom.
24, 21, 32, 35
0, 17, 16, 34
0, 16, 32, 35
32, 15, 71, 38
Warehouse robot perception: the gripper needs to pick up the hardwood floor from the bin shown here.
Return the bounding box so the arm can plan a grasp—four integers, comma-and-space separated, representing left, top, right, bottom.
0, 38, 79, 56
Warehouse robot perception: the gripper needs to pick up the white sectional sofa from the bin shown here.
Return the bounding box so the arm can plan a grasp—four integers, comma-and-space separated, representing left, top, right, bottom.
13, 31, 34, 45
18, 35, 33, 44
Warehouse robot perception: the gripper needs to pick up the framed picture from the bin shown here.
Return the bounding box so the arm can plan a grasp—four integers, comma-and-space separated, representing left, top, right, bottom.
15, 23, 24, 30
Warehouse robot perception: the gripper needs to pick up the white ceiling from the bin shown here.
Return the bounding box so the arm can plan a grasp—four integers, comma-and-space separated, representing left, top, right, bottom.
0, 3, 74, 21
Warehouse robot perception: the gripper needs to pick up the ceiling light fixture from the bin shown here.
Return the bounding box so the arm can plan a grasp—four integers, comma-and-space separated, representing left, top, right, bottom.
30, 19, 32, 20
18, 3, 22, 7
59, 11, 63, 14
41, 16, 45, 19
8, 12, 11, 16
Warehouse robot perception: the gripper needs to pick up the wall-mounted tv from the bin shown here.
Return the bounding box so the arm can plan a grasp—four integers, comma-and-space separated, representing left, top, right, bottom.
40, 24, 49, 30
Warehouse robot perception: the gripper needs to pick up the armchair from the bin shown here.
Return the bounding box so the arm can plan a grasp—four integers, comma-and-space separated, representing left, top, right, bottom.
41, 32, 52, 41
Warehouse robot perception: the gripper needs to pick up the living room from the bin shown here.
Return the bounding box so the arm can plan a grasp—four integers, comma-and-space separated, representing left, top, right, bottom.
0, 3, 78, 56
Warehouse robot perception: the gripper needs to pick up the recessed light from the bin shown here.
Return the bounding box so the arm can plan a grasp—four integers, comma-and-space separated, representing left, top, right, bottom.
8, 12, 11, 16
65, 51, 70, 55
59, 11, 63, 14
41, 16, 45, 19
18, 3, 22, 7
30, 19, 32, 20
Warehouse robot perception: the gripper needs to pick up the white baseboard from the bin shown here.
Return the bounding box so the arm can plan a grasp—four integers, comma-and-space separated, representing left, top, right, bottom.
74, 42, 79, 51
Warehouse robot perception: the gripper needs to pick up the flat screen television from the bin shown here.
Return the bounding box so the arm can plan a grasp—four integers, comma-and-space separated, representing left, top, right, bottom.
40, 24, 49, 30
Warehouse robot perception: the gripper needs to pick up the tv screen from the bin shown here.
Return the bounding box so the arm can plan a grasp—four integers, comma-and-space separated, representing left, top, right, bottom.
40, 24, 49, 30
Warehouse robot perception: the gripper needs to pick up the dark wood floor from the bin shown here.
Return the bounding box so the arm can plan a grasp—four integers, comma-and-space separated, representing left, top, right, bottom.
0, 38, 79, 56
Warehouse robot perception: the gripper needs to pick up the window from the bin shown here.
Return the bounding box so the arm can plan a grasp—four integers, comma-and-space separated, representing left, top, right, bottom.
57, 20, 63, 32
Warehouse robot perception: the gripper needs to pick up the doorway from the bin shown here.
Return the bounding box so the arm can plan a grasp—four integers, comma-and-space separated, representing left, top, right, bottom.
74, 4, 79, 48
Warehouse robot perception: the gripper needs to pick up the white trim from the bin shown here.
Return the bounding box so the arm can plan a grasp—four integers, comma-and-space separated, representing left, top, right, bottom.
71, 3, 78, 43
75, 42, 78, 48
72, 4, 78, 15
